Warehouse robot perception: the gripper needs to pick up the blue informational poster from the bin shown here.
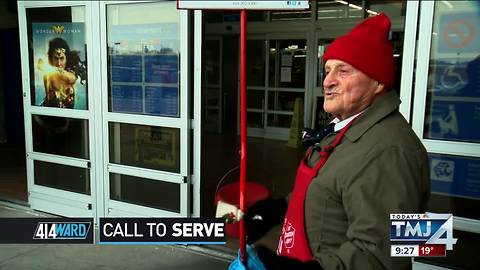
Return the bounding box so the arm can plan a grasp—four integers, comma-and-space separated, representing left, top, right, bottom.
145, 86, 178, 117
430, 58, 480, 98
111, 85, 143, 113
109, 23, 180, 117
145, 55, 178, 84
429, 153, 480, 199
111, 55, 142, 83
426, 100, 480, 143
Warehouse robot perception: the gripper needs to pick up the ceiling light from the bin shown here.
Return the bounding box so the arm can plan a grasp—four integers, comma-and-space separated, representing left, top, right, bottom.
441, 1, 453, 9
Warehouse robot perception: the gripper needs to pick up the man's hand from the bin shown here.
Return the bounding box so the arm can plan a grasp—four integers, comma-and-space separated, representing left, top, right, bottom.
244, 198, 288, 244
256, 245, 322, 270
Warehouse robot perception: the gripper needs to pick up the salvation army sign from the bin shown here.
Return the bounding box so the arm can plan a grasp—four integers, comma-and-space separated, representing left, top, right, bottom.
177, 0, 309, 10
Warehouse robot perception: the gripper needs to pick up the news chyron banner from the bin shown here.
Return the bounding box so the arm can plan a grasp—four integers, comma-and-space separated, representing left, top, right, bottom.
99, 218, 225, 244
0, 218, 94, 244
0, 218, 225, 244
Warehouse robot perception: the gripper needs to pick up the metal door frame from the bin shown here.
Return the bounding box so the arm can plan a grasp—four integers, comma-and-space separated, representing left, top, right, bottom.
411, 0, 480, 233
18, 0, 100, 217
18, 0, 197, 219
98, 0, 191, 218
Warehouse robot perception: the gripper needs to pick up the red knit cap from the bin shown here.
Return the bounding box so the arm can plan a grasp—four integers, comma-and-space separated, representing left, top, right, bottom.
323, 13, 395, 88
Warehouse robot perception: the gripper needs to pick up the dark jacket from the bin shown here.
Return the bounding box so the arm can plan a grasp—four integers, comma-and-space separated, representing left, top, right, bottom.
305, 90, 430, 270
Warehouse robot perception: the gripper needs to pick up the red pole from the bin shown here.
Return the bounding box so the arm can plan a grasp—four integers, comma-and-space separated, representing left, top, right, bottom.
239, 9, 248, 265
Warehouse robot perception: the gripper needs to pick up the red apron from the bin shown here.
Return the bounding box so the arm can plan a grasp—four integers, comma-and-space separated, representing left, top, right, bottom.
277, 119, 357, 262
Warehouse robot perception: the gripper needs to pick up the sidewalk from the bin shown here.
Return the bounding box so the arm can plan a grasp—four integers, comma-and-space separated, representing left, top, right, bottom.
0, 202, 233, 270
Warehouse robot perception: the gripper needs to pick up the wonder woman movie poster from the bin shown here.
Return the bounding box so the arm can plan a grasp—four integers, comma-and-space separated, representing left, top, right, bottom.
32, 23, 87, 110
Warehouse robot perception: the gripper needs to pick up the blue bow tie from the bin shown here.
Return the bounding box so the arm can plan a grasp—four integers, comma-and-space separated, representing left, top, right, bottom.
301, 123, 335, 148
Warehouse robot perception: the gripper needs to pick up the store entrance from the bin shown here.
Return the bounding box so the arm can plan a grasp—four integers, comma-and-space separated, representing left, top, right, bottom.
17, 1, 193, 220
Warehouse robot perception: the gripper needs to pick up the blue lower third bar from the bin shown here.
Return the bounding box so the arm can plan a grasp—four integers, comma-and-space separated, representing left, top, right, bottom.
98, 218, 227, 244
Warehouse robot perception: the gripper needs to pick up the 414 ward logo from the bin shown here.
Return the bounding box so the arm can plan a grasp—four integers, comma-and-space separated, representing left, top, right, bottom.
33, 222, 91, 239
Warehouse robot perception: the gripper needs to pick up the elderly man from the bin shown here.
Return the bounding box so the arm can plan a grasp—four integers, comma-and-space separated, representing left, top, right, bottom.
243, 13, 430, 270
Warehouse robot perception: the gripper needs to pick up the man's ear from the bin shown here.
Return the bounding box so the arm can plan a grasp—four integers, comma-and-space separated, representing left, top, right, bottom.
374, 82, 386, 94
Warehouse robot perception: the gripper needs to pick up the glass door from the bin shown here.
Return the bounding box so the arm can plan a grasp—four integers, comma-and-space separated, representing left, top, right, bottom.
242, 34, 308, 141
100, 1, 191, 217
18, 1, 193, 219
244, 35, 267, 137
412, 1, 480, 269
18, 1, 97, 217
413, 0, 480, 226
204, 36, 222, 134
265, 35, 308, 140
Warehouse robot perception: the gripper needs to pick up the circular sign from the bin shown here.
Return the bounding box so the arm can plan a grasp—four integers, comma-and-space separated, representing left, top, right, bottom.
443, 19, 475, 49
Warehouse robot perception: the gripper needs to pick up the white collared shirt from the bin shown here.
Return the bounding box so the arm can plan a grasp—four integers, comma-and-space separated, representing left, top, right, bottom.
331, 111, 363, 132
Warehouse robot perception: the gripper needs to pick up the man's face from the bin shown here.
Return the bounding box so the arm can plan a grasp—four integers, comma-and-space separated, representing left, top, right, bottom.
49, 48, 67, 68
323, 59, 384, 120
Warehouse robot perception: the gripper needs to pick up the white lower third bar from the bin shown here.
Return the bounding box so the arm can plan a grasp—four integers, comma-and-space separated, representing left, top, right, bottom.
391, 245, 419, 257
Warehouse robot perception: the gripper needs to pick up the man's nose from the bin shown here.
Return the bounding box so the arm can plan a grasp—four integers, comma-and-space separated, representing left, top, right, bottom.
323, 71, 337, 89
